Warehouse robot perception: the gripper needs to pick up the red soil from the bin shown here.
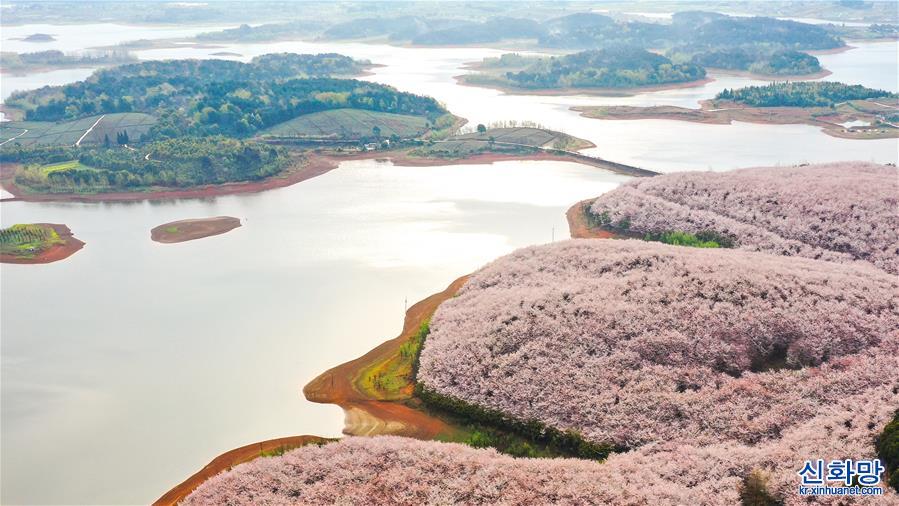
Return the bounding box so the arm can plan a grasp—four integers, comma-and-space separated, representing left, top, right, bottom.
152, 435, 332, 506
0, 223, 85, 264
566, 200, 619, 239
1, 149, 615, 204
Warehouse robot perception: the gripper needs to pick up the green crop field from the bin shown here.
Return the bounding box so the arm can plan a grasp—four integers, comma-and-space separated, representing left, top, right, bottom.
0, 224, 63, 258
0, 112, 156, 148
39, 160, 97, 175
262, 108, 429, 140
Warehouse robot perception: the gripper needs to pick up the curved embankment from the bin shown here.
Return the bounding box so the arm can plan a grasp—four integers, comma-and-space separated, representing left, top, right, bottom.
152, 435, 332, 506
0, 223, 85, 264
156, 276, 469, 503
1, 146, 655, 204
160, 208, 612, 501
151, 217, 241, 244
303, 275, 469, 439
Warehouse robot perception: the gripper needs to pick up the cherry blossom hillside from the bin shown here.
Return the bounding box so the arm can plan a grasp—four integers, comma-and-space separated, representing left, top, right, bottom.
588, 162, 899, 274
417, 240, 898, 503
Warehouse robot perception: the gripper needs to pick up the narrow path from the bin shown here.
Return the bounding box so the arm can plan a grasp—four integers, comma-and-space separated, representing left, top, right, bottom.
74, 114, 105, 147
0, 128, 28, 147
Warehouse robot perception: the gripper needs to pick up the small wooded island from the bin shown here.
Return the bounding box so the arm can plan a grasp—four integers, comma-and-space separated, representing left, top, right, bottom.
0, 223, 84, 264
574, 81, 899, 139
151, 217, 242, 244
459, 47, 709, 95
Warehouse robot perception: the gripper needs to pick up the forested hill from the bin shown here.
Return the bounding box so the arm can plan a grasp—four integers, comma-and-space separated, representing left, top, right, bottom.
5, 55, 447, 138
499, 47, 706, 89
716, 82, 897, 107
0, 53, 453, 194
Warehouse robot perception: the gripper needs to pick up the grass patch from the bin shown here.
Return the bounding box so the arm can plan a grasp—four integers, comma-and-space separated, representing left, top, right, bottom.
644, 230, 731, 248
357, 320, 429, 400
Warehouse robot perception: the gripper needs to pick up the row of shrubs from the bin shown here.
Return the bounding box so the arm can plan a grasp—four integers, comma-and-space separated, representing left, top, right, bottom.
414, 383, 619, 460
587, 205, 735, 248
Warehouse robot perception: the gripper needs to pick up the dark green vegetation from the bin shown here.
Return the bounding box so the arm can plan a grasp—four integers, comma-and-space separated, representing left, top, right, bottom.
716, 82, 898, 107
499, 47, 706, 90
644, 230, 732, 248
2, 54, 452, 194
739, 471, 781, 506
1, 50, 136, 72
0, 224, 63, 258
11, 138, 288, 193
417, 385, 619, 460
588, 209, 735, 248
680, 47, 822, 76
879, 410, 899, 493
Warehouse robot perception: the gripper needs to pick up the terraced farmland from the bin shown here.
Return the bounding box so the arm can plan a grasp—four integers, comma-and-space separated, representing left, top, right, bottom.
0, 113, 156, 148
262, 108, 429, 140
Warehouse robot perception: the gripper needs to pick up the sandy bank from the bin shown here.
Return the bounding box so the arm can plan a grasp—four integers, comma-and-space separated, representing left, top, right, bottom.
152, 435, 332, 506
706, 67, 833, 81
0, 223, 85, 264
151, 216, 241, 244
304, 275, 469, 439
454, 74, 715, 97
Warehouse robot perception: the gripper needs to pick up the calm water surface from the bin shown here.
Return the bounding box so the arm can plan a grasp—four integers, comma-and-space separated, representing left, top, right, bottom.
1, 160, 628, 504
1, 22, 898, 505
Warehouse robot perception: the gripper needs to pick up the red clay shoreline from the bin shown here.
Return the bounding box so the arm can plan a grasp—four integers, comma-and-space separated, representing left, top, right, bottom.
0, 223, 85, 264
1, 149, 634, 204
152, 435, 332, 506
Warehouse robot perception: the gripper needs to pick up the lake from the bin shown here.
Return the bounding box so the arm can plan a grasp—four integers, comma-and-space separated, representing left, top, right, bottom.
1, 22, 898, 505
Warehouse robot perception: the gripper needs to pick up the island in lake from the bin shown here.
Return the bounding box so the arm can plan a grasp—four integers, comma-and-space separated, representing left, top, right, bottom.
574, 81, 899, 139
21, 33, 56, 42
0, 49, 137, 74
151, 217, 242, 244
0, 223, 84, 264
458, 47, 709, 96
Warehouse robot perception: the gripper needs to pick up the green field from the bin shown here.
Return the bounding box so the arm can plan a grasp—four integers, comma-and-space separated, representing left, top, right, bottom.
453, 127, 583, 148
262, 108, 429, 140
39, 160, 98, 175
0, 224, 63, 258
419, 127, 591, 158
0, 112, 156, 148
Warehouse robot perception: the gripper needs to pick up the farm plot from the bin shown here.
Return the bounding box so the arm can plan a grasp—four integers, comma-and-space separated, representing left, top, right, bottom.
263, 108, 429, 140
454, 127, 573, 148
0, 113, 156, 147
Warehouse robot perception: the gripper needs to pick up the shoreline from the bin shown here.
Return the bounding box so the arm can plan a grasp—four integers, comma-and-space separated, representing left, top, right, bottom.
1, 149, 649, 204
566, 200, 619, 239
706, 67, 833, 81
303, 275, 470, 439
0, 223, 85, 264
571, 100, 899, 140
157, 205, 619, 501
453, 74, 715, 97
151, 435, 332, 506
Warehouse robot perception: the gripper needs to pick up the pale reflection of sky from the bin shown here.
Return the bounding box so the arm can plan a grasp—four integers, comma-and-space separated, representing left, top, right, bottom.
0, 159, 627, 505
